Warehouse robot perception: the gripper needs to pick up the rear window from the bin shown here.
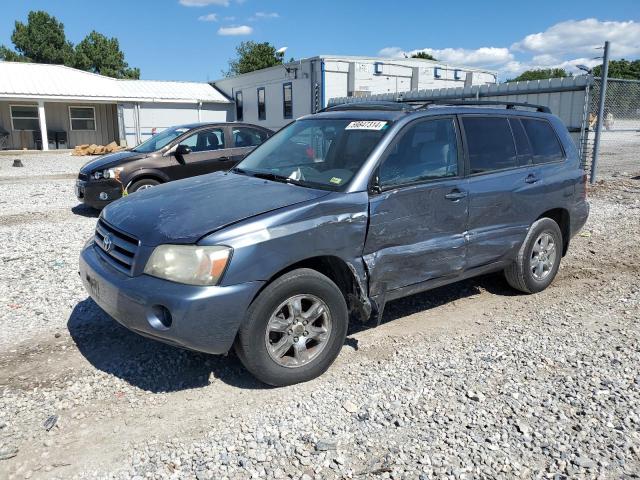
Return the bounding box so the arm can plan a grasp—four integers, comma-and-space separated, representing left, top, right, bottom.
521, 118, 564, 164
462, 117, 517, 174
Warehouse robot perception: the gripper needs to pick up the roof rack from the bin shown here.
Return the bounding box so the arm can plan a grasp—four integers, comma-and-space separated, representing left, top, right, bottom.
320, 101, 414, 113
322, 99, 552, 114
405, 99, 552, 113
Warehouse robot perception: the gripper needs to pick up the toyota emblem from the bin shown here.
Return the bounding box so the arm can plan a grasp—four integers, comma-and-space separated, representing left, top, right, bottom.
103, 233, 113, 252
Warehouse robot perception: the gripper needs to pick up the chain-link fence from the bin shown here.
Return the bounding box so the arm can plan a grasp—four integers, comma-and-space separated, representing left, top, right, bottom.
584, 78, 640, 180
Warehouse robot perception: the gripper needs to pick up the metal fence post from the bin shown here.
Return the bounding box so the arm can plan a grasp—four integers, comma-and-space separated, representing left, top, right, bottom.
590, 41, 610, 183
578, 77, 592, 169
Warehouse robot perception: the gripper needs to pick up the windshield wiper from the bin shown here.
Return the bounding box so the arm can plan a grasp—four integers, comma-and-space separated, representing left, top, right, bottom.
231, 167, 250, 176
246, 170, 306, 186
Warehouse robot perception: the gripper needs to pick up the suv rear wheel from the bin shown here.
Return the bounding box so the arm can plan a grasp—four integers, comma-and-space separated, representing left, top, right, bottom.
235, 268, 348, 386
505, 217, 562, 293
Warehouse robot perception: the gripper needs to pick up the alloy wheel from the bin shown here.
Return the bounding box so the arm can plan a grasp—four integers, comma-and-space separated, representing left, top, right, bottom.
530, 232, 557, 280
264, 294, 332, 368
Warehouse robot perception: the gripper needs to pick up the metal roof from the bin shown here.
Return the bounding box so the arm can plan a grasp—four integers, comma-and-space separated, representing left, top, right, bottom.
214, 54, 498, 83
0, 62, 230, 104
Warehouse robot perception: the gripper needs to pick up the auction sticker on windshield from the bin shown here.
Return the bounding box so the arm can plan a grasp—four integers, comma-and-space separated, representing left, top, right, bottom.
345, 121, 387, 130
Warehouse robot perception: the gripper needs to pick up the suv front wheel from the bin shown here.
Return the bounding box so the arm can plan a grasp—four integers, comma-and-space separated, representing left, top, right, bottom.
235, 268, 348, 386
505, 217, 563, 293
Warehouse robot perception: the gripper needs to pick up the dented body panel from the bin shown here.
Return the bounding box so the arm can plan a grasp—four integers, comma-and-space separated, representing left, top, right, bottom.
201, 191, 370, 287
364, 177, 468, 296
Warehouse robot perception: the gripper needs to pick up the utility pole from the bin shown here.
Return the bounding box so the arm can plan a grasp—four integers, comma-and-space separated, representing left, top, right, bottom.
590, 40, 610, 184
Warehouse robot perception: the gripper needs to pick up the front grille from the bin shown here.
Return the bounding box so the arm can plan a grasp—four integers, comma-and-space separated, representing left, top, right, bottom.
94, 219, 139, 274
78, 172, 89, 181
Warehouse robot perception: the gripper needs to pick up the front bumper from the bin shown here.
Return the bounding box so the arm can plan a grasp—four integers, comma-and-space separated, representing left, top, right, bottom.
76, 178, 123, 209
79, 241, 264, 354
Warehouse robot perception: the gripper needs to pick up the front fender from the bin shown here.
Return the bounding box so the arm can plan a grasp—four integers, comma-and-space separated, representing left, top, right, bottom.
200, 192, 370, 288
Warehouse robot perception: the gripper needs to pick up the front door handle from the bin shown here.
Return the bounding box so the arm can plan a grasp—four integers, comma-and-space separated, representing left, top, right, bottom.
525, 173, 539, 184
444, 189, 468, 201
218, 156, 230, 161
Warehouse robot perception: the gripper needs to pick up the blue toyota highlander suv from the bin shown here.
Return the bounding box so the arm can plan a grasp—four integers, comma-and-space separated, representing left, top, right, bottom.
79, 101, 589, 386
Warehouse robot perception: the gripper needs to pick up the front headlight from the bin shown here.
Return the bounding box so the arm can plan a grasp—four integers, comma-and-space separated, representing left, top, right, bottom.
93, 168, 122, 180
144, 245, 232, 286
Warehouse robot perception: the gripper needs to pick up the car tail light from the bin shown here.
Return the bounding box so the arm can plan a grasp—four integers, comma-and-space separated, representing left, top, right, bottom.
580, 172, 588, 199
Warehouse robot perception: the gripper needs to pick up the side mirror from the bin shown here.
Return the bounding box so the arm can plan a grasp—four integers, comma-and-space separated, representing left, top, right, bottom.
175, 145, 191, 156
369, 172, 382, 194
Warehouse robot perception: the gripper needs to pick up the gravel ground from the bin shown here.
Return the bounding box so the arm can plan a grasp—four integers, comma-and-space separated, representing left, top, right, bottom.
0, 154, 639, 479
0, 152, 88, 179
584, 129, 640, 180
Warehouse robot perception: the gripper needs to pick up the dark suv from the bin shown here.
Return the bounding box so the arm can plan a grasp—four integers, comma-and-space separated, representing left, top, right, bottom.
75, 122, 272, 209
79, 101, 589, 386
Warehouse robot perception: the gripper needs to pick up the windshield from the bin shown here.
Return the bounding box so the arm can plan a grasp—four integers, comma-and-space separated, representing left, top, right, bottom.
132, 126, 190, 153
235, 118, 391, 190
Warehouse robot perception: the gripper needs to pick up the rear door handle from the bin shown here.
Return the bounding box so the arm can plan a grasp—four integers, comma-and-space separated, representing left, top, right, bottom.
218, 156, 230, 161
444, 189, 468, 201
525, 173, 539, 184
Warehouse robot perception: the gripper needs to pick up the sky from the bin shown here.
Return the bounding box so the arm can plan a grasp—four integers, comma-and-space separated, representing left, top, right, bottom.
0, 0, 638, 82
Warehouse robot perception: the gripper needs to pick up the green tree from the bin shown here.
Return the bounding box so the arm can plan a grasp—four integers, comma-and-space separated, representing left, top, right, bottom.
0, 10, 74, 64
506, 68, 570, 82
225, 41, 282, 76
593, 59, 640, 80
74, 31, 140, 79
411, 51, 437, 61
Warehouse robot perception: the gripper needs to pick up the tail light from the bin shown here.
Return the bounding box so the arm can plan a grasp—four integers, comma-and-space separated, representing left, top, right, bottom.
580, 172, 588, 199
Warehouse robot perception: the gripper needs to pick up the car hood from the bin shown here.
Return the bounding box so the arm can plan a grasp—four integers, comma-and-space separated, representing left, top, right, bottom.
79, 150, 147, 174
101, 171, 331, 245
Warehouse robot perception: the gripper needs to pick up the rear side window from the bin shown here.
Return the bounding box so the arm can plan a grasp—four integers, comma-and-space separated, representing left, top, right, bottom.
462, 117, 517, 174
232, 127, 269, 148
521, 118, 564, 164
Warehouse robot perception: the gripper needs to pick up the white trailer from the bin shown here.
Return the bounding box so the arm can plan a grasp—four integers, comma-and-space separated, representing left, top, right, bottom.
213, 55, 497, 130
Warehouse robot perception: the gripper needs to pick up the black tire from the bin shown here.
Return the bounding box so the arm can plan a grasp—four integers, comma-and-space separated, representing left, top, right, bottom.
128, 178, 160, 193
235, 268, 348, 386
504, 218, 563, 294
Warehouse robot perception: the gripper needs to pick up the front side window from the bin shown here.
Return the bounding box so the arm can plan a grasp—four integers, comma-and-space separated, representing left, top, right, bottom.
178, 128, 225, 152
462, 116, 517, 174
235, 118, 391, 190
235, 91, 243, 121
233, 127, 268, 148
283, 83, 293, 119
380, 118, 459, 187
11, 105, 39, 131
521, 118, 564, 164
69, 107, 96, 131
257, 87, 266, 120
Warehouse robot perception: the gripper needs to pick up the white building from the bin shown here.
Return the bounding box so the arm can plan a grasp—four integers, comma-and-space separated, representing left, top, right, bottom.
0, 62, 232, 150
214, 55, 498, 130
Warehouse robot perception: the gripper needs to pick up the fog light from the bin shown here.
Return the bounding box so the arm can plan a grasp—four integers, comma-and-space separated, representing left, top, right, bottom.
147, 305, 172, 330
99, 192, 108, 200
